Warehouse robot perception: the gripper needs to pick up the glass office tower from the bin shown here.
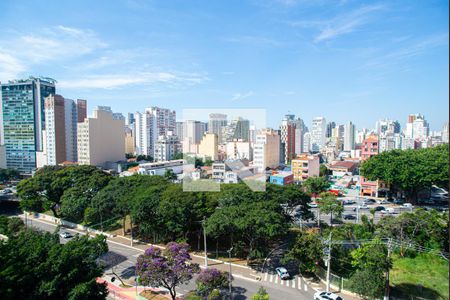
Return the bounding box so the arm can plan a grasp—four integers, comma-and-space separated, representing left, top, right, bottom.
0, 77, 56, 173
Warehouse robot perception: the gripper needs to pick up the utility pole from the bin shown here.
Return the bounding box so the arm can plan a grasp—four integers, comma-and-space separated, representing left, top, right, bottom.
325, 232, 332, 293
227, 247, 233, 300
130, 217, 134, 247
202, 216, 208, 268
317, 208, 321, 227
384, 238, 392, 300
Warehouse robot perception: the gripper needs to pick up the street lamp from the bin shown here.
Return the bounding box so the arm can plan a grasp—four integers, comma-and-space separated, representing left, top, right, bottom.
227, 247, 233, 300
202, 216, 208, 268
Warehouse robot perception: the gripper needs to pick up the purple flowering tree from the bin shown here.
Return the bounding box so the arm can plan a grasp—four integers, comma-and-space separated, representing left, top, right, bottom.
136, 242, 200, 300
195, 268, 231, 297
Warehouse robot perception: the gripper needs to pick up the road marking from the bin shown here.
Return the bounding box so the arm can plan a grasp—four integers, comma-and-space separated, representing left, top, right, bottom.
269, 274, 273, 283
304, 284, 308, 291
274, 276, 278, 284
280, 279, 284, 285
264, 273, 268, 281
291, 279, 296, 289
298, 278, 302, 290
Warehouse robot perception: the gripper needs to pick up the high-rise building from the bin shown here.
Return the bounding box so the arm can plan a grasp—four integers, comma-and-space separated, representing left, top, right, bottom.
0, 77, 56, 173
175, 121, 184, 141
343, 121, 355, 151
154, 131, 181, 162
208, 113, 227, 144
326, 122, 336, 138
76, 99, 87, 123
77, 106, 125, 166
134, 107, 176, 157
113, 112, 125, 121
291, 154, 320, 182
361, 135, 379, 161
44, 95, 66, 165
222, 117, 250, 143
198, 133, 218, 160
310, 117, 326, 152
376, 119, 400, 135
303, 132, 311, 153
405, 114, 429, 140
253, 128, 280, 172
125, 127, 135, 154
293, 117, 307, 155
184, 120, 207, 145
126, 113, 135, 127
442, 122, 449, 143
280, 115, 296, 163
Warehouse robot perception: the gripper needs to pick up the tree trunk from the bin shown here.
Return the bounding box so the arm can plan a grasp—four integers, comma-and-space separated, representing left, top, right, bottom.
122, 217, 126, 236
216, 239, 219, 258
169, 288, 176, 300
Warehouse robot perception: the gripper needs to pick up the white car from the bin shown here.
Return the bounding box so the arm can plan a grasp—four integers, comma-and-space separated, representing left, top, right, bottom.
59, 231, 73, 239
275, 267, 290, 280
377, 199, 389, 204
308, 202, 318, 208
314, 291, 344, 300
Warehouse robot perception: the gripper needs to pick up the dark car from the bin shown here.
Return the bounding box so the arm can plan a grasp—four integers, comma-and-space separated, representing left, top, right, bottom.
343, 214, 356, 220
365, 198, 377, 204
375, 206, 386, 212
393, 199, 405, 205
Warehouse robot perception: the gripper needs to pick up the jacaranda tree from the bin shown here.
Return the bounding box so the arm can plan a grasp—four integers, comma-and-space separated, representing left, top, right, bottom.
136, 242, 200, 300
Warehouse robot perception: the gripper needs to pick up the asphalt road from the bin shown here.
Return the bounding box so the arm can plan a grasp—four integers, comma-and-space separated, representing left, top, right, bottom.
21, 216, 318, 300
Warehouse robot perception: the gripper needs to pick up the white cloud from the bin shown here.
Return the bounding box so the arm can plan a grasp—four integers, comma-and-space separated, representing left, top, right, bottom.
0, 25, 107, 80
314, 5, 385, 42
58, 72, 209, 89
231, 91, 254, 101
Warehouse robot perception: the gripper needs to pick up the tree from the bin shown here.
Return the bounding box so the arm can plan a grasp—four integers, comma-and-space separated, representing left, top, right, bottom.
284, 230, 323, 274
319, 164, 328, 177
195, 268, 230, 297
252, 287, 270, 300
0, 229, 108, 300
302, 176, 330, 199
164, 169, 177, 181
136, 242, 200, 300
348, 240, 391, 300
360, 145, 448, 203
318, 192, 343, 224
0, 168, 20, 182
269, 184, 313, 220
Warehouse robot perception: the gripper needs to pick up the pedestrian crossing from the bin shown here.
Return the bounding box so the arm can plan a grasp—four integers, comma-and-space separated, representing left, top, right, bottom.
261, 273, 310, 291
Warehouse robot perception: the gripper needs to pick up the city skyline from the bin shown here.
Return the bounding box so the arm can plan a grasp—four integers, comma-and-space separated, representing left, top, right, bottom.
0, 0, 448, 130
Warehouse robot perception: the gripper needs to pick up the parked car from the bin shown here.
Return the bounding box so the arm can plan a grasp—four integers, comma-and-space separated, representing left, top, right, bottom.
353, 204, 368, 211
393, 199, 405, 205
380, 207, 395, 215
377, 199, 389, 204
59, 231, 73, 239
365, 198, 377, 204
343, 214, 356, 220
308, 202, 318, 208
342, 199, 355, 205
314, 291, 344, 300
375, 206, 386, 212
275, 267, 290, 280
402, 203, 413, 209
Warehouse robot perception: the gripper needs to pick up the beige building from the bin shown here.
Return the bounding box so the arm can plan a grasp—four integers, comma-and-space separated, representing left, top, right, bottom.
125, 127, 135, 154
198, 133, 218, 160
77, 106, 125, 166
291, 153, 320, 182
253, 129, 280, 172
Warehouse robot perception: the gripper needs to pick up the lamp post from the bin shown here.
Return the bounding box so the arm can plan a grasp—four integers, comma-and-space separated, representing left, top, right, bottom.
227, 247, 233, 300
202, 216, 208, 268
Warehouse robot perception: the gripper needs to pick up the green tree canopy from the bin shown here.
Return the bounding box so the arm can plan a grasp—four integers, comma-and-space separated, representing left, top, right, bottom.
360, 145, 448, 203
302, 176, 330, 198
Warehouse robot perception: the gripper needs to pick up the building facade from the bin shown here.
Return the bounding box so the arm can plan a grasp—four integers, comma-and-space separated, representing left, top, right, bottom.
154, 132, 181, 161
310, 117, 326, 152
291, 154, 320, 182
0, 77, 56, 173
77, 106, 125, 166
253, 128, 280, 172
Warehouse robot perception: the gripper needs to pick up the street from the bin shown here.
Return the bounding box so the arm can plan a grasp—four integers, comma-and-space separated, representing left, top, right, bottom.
21, 215, 320, 300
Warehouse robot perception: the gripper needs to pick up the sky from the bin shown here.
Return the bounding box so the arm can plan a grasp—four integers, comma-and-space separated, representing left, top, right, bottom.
0, 0, 448, 130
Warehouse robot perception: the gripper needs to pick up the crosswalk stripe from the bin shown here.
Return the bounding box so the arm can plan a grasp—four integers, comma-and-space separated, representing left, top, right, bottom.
269, 274, 273, 283
280, 279, 284, 285
298, 278, 302, 290
274, 275, 278, 284
304, 284, 308, 291
291, 280, 296, 288
264, 273, 268, 281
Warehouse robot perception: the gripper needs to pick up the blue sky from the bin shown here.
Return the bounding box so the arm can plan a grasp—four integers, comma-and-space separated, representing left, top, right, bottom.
0, 0, 448, 130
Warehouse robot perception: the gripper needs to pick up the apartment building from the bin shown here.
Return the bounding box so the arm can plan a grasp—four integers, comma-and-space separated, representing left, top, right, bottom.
291, 154, 320, 182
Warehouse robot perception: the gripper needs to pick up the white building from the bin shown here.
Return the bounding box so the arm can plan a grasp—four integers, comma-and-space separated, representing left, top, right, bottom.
253, 128, 280, 172
134, 107, 176, 157
310, 117, 326, 152
405, 114, 429, 141
154, 132, 182, 162
184, 120, 207, 145
121, 159, 184, 177
226, 140, 252, 160
443, 122, 449, 143
303, 132, 311, 152
343, 121, 355, 151
77, 106, 125, 166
